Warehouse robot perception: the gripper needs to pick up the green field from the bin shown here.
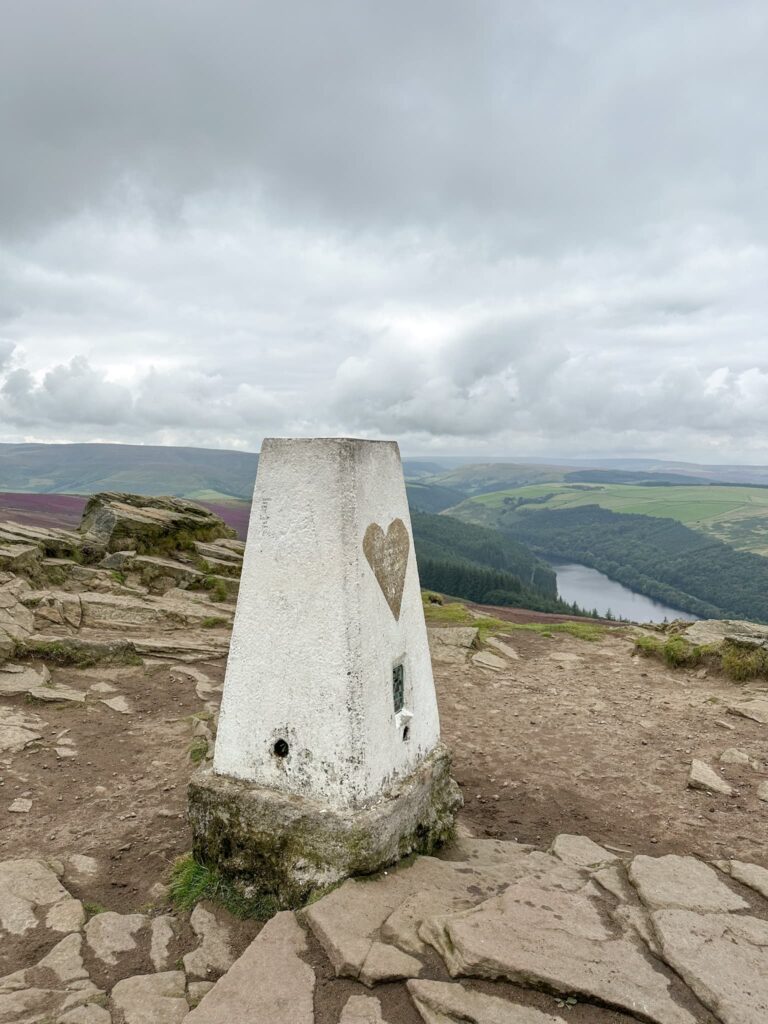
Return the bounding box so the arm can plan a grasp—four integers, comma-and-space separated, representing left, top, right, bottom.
451, 483, 768, 556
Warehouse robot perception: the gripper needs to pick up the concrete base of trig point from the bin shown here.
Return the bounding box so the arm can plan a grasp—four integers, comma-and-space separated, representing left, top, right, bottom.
188, 744, 459, 907
188, 437, 461, 907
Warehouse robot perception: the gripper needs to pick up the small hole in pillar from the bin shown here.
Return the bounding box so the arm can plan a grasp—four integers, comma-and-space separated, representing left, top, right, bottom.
273, 738, 289, 758
402, 725, 410, 742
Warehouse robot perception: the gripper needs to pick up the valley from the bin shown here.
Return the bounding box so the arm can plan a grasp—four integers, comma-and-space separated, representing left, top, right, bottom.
447, 481, 768, 556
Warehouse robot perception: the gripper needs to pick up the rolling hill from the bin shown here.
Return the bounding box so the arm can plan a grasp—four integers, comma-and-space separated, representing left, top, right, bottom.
0, 443, 260, 500
448, 481, 768, 556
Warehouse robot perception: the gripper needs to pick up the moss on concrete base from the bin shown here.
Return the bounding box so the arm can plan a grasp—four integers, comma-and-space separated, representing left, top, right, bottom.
187, 742, 462, 909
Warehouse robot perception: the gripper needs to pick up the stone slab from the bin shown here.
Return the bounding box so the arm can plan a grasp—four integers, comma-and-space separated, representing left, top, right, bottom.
549, 834, 618, 869
110, 970, 188, 1024
184, 912, 314, 1024
729, 860, 768, 901
652, 909, 768, 1024
421, 883, 701, 1024
728, 698, 768, 725
339, 994, 386, 1023
628, 855, 748, 913
407, 980, 560, 1023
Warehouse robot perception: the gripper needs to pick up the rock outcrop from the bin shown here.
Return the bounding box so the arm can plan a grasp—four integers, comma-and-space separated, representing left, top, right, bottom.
79, 493, 236, 558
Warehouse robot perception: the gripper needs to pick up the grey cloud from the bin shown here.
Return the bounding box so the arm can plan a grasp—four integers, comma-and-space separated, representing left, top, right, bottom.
0, 2, 767, 460
2, 2, 766, 249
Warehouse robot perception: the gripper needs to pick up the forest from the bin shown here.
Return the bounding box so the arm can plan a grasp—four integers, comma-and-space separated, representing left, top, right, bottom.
410, 511, 587, 615
507, 504, 768, 622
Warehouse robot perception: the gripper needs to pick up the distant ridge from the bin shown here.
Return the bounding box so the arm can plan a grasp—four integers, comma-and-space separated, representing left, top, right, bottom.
3, 441, 768, 500
0, 442, 260, 500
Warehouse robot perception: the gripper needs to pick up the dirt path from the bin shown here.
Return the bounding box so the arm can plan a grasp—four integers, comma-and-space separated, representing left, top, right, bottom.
437, 625, 768, 864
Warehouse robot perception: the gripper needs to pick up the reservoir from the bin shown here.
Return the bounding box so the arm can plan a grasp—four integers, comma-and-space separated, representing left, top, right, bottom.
550, 562, 698, 624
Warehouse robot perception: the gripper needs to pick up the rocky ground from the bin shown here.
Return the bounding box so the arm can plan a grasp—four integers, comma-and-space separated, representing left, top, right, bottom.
1, 493, 767, 1022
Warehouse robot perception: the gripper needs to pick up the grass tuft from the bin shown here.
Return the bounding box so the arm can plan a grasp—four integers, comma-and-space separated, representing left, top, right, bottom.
634, 633, 765, 680
422, 594, 605, 642
720, 641, 768, 682
188, 737, 209, 764
169, 855, 280, 920
83, 901, 107, 918
201, 616, 228, 628
502, 620, 605, 642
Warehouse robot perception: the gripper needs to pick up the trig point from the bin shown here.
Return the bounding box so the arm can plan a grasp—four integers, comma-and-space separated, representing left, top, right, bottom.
188, 437, 461, 906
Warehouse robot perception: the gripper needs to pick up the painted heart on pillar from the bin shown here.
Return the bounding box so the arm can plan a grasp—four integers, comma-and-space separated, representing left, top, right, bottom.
363, 518, 410, 620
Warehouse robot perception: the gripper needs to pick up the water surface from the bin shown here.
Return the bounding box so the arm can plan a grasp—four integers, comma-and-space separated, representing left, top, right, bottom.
551, 561, 698, 623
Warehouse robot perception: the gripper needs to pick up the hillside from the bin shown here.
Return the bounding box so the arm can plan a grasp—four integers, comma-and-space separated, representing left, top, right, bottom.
0, 442, 260, 500
0, 442, 464, 502
449, 480, 768, 557
410, 511, 589, 615
507, 504, 768, 623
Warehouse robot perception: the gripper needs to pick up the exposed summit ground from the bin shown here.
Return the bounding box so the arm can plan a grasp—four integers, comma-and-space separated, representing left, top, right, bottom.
1, 493, 768, 1021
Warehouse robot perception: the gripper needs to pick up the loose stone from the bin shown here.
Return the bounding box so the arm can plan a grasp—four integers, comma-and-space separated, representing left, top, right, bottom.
687, 759, 733, 795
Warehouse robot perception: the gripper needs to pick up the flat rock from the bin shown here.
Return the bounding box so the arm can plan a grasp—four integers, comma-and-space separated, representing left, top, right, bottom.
37, 933, 90, 984
421, 882, 701, 1024
438, 837, 536, 866
485, 636, 520, 659
0, 661, 85, 702
612, 904, 662, 956
728, 698, 768, 725
0, 857, 82, 936
188, 981, 215, 1005
688, 759, 733, 795
85, 911, 148, 966
0, 986, 98, 1022
757, 781, 768, 802
471, 651, 508, 671
719, 747, 752, 765
100, 696, 131, 715
358, 941, 422, 987
683, 619, 768, 646
652, 909, 768, 1024
629, 854, 747, 913
184, 912, 314, 1023
63, 855, 100, 889
407, 980, 560, 1023
0, 934, 103, 1023
150, 915, 176, 972
9, 797, 32, 813
195, 541, 243, 564
305, 855, 536, 974
592, 865, 635, 902
110, 970, 188, 1024
0, 662, 51, 694
183, 903, 235, 980
339, 994, 386, 1023
58, 1004, 113, 1023
428, 627, 478, 664
549, 834, 618, 869
729, 860, 768, 900
0, 705, 45, 754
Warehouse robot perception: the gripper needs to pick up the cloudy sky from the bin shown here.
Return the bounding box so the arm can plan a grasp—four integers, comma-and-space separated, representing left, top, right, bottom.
1, 1, 767, 460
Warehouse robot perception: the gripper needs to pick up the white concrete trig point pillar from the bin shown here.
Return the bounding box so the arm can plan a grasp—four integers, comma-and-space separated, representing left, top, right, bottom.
188, 438, 461, 907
